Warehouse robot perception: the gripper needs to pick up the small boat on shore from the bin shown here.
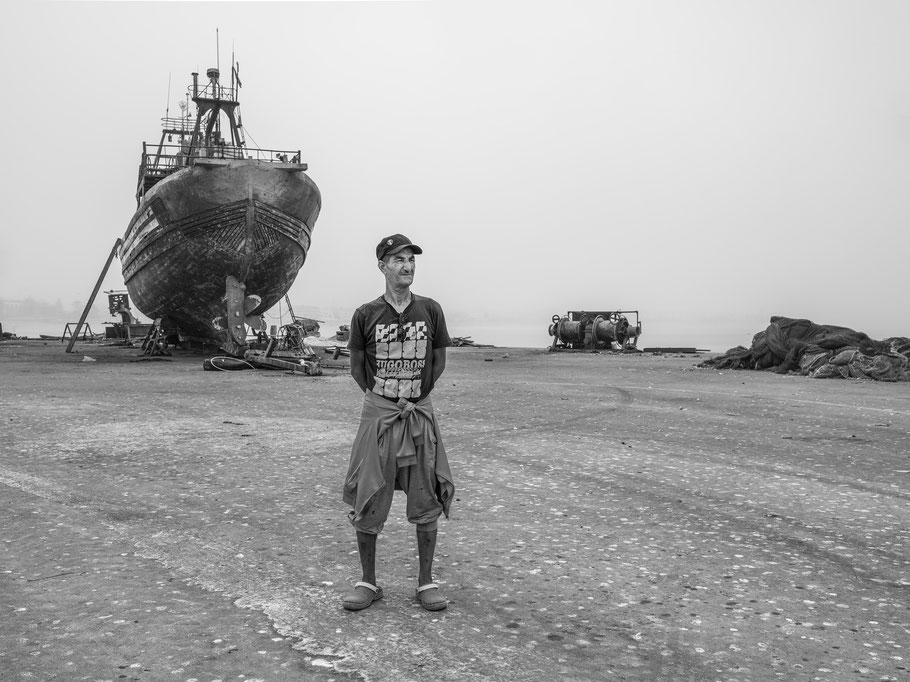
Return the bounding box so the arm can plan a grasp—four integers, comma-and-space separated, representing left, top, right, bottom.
120, 60, 321, 355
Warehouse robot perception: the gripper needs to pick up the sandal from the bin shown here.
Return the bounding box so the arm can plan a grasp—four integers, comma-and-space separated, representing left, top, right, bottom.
415, 583, 447, 611
342, 581, 383, 611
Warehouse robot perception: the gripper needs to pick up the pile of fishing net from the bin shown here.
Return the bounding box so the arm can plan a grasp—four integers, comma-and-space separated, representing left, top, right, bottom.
699, 316, 910, 381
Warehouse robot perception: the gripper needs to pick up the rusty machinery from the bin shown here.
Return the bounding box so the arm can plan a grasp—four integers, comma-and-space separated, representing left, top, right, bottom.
548, 310, 642, 352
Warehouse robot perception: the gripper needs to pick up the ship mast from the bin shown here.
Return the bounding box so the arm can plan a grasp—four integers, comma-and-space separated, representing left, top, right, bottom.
185, 65, 244, 160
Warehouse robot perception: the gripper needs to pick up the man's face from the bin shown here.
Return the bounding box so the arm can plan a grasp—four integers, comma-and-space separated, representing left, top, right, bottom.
380, 248, 416, 288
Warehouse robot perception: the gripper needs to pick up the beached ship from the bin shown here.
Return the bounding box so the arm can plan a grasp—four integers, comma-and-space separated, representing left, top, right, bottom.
120, 63, 321, 355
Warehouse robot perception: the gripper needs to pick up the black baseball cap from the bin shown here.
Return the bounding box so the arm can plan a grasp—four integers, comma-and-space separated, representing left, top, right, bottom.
376, 234, 423, 261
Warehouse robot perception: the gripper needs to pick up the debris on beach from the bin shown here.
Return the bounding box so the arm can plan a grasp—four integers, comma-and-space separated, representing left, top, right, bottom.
202, 352, 323, 374
202, 356, 256, 371
201, 326, 349, 375
334, 324, 350, 343
643, 347, 710, 355
452, 336, 495, 348
244, 350, 323, 375
699, 316, 910, 381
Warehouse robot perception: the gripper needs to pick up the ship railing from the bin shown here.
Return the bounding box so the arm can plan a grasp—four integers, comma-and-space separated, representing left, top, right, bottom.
193, 82, 239, 102
159, 116, 195, 134
241, 148, 304, 163
136, 142, 305, 199
141, 143, 302, 171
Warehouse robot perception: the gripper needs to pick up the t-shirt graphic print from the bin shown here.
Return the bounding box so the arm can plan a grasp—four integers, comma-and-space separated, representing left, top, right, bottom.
373, 320, 428, 399
348, 294, 451, 402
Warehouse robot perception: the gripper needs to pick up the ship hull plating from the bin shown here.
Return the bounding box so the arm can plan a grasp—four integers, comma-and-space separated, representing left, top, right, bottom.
120, 160, 321, 350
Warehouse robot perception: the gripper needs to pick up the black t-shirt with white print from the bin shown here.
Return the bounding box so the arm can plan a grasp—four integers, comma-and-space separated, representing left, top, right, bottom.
348, 294, 452, 402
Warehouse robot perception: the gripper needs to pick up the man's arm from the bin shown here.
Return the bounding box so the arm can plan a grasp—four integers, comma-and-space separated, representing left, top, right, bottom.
432, 346, 447, 383
350, 348, 369, 393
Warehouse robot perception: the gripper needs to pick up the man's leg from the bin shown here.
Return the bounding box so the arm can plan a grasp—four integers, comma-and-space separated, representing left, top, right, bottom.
342, 451, 394, 611
342, 530, 383, 611
357, 531, 378, 585
414, 524, 447, 610
400, 460, 447, 610
416, 528, 436, 586
401, 466, 443, 587
348, 443, 395, 590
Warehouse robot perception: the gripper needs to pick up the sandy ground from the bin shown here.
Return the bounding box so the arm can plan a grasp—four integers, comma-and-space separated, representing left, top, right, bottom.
1, 339, 909, 682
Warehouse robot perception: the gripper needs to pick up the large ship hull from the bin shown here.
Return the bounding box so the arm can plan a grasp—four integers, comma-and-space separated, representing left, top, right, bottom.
120, 159, 321, 354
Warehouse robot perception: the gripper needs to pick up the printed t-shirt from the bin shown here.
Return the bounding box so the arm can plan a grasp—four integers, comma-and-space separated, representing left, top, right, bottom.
348, 294, 451, 401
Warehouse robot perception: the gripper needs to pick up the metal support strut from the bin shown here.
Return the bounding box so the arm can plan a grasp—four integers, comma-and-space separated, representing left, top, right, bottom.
66, 238, 123, 353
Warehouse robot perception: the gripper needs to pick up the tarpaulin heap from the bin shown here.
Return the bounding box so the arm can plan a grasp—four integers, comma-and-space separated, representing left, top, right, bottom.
699, 316, 910, 381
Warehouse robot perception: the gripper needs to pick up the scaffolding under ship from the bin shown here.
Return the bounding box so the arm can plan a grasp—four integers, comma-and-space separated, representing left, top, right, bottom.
120, 64, 321, 355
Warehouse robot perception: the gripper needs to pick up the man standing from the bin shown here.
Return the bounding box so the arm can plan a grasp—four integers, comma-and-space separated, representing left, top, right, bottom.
341, 234, 455, 612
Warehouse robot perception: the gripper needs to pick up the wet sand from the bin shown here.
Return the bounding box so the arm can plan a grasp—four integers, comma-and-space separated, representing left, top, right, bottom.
1, 339, 909, 681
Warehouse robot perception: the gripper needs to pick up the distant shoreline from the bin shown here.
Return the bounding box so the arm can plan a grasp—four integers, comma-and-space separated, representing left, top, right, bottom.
2, 316, 734, 353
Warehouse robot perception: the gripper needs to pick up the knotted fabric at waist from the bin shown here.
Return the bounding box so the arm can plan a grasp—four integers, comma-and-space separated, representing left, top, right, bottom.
362, 391, 435, 467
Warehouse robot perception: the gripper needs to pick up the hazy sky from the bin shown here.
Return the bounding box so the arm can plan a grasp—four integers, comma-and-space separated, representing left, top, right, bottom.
1, 0, 908, 349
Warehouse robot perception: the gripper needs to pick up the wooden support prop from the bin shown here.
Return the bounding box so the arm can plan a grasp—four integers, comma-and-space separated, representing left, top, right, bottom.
66, 238, 123, 353
62, 323, 94, 342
